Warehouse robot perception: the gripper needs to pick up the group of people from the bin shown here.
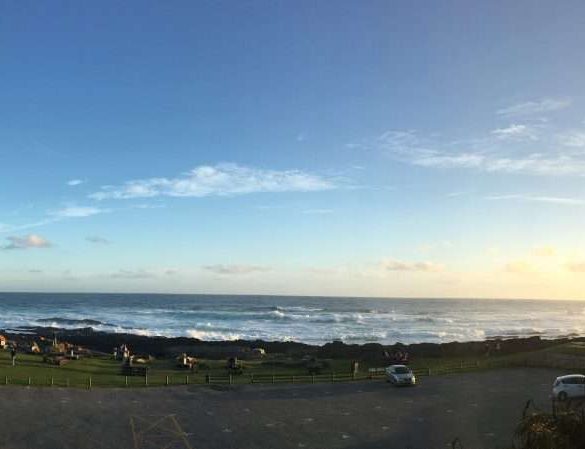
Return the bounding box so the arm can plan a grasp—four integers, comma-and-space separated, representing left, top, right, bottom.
383, 348, 410, 364
113, 344, 131, 362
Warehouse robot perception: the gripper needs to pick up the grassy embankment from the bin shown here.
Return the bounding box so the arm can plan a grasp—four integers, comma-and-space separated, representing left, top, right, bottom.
1, 341, 584, 388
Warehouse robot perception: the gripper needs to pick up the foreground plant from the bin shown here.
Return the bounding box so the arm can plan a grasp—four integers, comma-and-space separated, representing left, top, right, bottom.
514, 400, 585, 449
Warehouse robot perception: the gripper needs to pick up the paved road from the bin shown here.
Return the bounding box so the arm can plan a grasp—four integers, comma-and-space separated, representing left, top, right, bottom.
0, 368, 566, 449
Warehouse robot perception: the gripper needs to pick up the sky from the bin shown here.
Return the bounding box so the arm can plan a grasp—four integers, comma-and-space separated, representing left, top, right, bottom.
1, 0, 585, 299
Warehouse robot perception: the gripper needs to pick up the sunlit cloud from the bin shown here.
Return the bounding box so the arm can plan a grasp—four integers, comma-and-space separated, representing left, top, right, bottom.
1, 234, 52, 250
202, 264, 271, 275
566, 261, 585, 272
532, 246, 557, 257
504, 260, 535, 273
379, 259, 444, 272
90, 164, 337, 200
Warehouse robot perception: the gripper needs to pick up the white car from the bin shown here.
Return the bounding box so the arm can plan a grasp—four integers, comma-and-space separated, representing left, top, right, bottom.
552, 374, 585, 401
385, 364, 416, 386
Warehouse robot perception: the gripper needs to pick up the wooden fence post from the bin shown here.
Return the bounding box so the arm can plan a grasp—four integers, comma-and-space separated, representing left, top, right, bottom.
5, 376, 8, 385
66, 378, 70, 388
185, 375, 189, 385
125, 376, 128, 387
292, 375, 295, 384
28, 377, 31, 386
229, 375, 233, 385
166, 375, 169, 386
427, 368, 432, 376
88, 376, 92, 389
206, 374, 210, 384
331, 373, 335, 383
145, 374, 148, 386
250, 373, 254, 384
311, 374, 315, 384
271, 375, 275, 384
50, 377, 54, 387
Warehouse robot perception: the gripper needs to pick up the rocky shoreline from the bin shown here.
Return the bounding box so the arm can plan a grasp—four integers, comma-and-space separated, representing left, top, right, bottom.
3, 326, 582, 362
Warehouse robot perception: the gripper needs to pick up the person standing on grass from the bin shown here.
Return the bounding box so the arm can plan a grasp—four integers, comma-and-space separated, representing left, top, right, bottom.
10, 347, 16, 366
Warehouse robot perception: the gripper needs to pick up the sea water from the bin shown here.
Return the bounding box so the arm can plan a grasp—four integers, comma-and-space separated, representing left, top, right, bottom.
0, 292, 584, 345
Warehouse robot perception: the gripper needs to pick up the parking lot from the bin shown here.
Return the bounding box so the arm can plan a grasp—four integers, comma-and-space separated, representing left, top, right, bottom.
0, 367, 566, 449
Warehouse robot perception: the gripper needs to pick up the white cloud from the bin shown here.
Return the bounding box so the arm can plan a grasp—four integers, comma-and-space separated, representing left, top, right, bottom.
51, 206, 109, 218
485, 194, 585, 206
491, 124, 537, 141
1, 234, 52, 250
67, 179, 84, 186
202, 264, 271, 275
558, 131, 585, 148
379, 259, 444, 272
372, 129, 585, 176
497, 98, 571, 117
90, 164, 336, 200
413, 152, 485, 169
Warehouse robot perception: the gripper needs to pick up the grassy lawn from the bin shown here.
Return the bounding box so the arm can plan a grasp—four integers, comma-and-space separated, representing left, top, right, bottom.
1, 343, 583, 388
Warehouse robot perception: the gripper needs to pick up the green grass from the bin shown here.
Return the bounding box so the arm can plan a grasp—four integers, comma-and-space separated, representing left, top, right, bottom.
1, 343, 583, 388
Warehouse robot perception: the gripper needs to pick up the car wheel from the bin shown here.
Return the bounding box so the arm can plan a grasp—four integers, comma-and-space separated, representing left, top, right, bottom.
558, 391, 568, 401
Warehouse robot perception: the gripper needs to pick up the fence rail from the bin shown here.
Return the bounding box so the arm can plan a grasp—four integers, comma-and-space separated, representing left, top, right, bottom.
1, 356, 583, 389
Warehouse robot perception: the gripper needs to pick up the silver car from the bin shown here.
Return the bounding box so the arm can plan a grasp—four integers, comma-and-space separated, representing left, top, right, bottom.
385, 364, 416, 386
552, 374, 585, 401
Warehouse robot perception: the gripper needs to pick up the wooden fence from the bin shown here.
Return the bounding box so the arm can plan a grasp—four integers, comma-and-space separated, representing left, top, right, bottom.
1, 356, 583, 389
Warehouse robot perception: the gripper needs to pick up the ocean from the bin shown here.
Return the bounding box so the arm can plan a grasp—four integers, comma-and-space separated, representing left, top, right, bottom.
0, 292, 584, 345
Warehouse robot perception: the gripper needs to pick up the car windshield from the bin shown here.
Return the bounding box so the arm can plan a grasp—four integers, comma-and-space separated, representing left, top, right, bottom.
394, 367, 410, 374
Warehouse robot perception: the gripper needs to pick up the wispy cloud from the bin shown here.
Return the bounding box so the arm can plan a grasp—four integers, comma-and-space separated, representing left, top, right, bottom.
496, 98, 571, 117
1, 234, 52, 250
485, 194, 585, 206
491, 124, 537, 141
109, 269, 155, 279
202, 264, 271, 275
369, 127, 585, 176
51, 206, 109, 218
90, 164, 336, 200
379, 259, 444, 272
67, 179, 84, 186
558, 131, 585, 148
86, 236, 111, 245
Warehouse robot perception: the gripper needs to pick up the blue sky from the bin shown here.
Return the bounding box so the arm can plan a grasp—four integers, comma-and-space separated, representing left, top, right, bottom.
1, 0, 585, 298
